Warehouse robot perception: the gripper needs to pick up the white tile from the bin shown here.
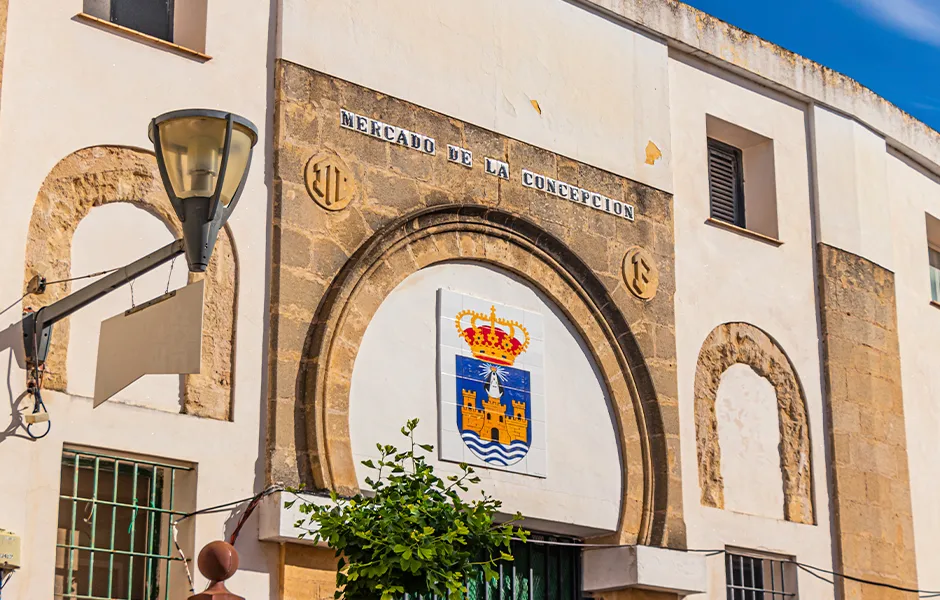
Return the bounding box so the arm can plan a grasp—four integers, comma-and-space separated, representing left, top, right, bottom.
440, 352, 457, 376
461, 294, 495, 318
530, 420, 547, 450
439, 400, 460, 433
525, 343, 545, 371
523, 311, 545, 341
439, 317, 465, 350
527, 447, 547, 478
498, 305, 525, 331
439, 429, 466, 463
528, 365, 545, 395
529, 392, 546, 422
438, 288, 463, 318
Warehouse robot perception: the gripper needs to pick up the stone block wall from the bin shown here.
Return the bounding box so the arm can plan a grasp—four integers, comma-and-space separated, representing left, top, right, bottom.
266, 59, 686, 547
281, 546, 339, 600
817, 243, 918, 599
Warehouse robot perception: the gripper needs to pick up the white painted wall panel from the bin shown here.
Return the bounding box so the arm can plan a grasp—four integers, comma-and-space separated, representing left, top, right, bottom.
814, 105, 893, 270
669, 54, 833, 598
69, 203, 188, 412
886, 152, 940, 593
280, 0, 673, 193
715, 364, 783, 520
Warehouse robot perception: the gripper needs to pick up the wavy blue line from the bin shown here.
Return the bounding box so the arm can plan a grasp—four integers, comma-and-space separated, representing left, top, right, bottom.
464, 447, 528, 461
460, 432, 529, 450
462, 442, 528, 456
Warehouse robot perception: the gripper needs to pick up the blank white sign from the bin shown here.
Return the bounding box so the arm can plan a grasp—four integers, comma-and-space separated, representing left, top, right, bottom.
94, 280, 204, 407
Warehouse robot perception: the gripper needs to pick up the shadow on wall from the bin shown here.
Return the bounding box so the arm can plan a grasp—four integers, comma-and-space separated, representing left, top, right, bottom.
0, 319, 32, 443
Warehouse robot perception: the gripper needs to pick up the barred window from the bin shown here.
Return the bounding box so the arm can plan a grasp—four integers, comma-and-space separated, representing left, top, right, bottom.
726, 551, 797, 600
56, 447, 196, 600
466, 534, 581, 600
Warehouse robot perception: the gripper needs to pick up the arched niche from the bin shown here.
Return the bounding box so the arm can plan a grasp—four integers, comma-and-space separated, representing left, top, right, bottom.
297, 205, 672, 546
694, 322, 814, 524
23, 145, 238, 420
349, 261, 623, 535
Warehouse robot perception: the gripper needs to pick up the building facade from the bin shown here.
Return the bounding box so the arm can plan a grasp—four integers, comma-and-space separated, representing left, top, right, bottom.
0, 1, 937, 599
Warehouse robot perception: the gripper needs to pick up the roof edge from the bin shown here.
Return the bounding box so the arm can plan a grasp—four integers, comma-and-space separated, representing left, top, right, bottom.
578, 0, 940, 174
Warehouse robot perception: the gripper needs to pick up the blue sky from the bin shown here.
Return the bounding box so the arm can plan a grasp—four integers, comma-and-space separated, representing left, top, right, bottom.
683, 0, 940, 131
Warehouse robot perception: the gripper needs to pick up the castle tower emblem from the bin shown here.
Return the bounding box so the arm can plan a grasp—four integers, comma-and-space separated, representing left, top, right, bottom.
453, 305, 532, 466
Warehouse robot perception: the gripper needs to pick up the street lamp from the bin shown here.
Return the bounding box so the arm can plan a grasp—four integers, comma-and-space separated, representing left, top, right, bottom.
150, 110, 258, 272
22, 110, 258, 420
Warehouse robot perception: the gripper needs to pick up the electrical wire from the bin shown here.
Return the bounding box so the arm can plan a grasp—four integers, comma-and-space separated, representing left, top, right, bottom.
509, 538, 940, 597
172, 519, 196, 593
0, 266, 122, 320
796, 563, 835, 586
0, 293, 28, 318
169, 485, 284, 591
0, 569, 11, 600
42, 267, 120, 286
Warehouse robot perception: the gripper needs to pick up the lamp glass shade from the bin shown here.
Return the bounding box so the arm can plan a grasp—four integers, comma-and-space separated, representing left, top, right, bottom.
155, 115, 255, 205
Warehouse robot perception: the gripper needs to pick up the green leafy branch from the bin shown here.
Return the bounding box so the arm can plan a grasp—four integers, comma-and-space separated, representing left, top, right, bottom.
287, 418, 527, 600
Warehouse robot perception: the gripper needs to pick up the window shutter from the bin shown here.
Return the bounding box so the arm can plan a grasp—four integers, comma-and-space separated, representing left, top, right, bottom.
707, 138, 745, 227
111, 0, 173, 42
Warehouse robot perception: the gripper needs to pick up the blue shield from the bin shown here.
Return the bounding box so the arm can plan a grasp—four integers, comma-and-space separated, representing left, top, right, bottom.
455, 355, 532, 466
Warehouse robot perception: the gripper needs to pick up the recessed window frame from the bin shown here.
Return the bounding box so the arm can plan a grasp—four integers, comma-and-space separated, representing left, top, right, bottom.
928, 244, 940, 304
707, 137, 746, 229
725, 549, 798, 600
78, 0, 210, 60
704, 115, 781, 243
56, 446, 195, 600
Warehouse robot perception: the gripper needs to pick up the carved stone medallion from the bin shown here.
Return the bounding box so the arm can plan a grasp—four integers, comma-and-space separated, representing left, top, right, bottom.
305, 153, 356, 211
622, 246, 658, 300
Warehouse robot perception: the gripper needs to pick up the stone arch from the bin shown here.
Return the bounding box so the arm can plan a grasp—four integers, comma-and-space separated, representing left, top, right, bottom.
298, 204, 671, 545
694, 322, 814, 524
23, 145, 237, 420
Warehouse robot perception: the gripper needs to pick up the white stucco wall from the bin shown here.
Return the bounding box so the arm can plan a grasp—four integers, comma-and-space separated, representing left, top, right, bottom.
349, 262, 623, 537
670, 53, 833, 598
714, 364, 783, 520
886, 151, 940, 593
0, 0, 274, 597
280, 0, 673, 194
813, 106, 894, 271
68, 203, 189, 412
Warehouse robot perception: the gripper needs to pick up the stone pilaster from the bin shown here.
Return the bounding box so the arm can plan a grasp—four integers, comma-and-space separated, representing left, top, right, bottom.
817, 243, 918, 599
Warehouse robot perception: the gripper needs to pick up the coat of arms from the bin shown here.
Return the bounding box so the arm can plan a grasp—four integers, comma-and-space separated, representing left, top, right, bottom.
438, 290, 545, 477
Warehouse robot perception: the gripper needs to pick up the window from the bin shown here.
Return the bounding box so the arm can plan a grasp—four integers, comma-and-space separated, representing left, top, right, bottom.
725, 551, 797, 600
708, 138, 745, 228
930, 247, 940, 303
706, 116, 779, 240
465, 534, 581, 600
85, 0, 173, 42
926, 214, 940, 303
56, 447, 195, 600
82, 0, 208, 54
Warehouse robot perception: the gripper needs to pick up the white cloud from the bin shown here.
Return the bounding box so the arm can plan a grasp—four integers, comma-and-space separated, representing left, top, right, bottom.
844, 0, 940, 47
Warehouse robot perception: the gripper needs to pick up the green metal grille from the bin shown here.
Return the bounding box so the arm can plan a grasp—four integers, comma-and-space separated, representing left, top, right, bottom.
467, 535, 582, 600
55, 448, 192, 600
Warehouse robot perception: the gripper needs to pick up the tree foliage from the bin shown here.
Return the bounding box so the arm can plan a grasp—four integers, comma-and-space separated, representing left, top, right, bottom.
288, 419, 527, 600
